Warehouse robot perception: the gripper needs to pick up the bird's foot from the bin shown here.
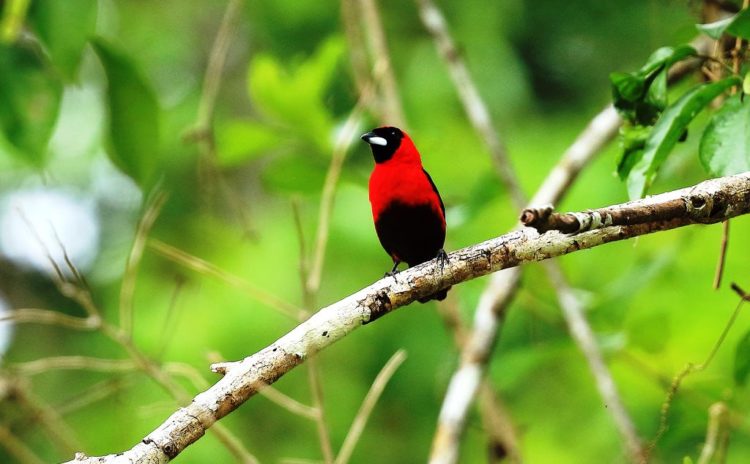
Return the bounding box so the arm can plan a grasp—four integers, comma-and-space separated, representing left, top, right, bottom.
384, 261, 401, 279
436, 249, 449, 273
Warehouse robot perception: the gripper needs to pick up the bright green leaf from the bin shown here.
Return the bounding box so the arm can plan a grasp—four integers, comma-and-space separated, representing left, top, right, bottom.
699, 95, 750, 176
92, 38, 160, 187
610, 71, 645, 103
29, 0, 97, 80
641, 45, 696, 75
0, 44, 62, 166
646, 69, 668, 111
744, 72, 750, 96
616, 124, 651, 179
697, 9, 750, 40
697, 16, 734, 39
215, 120, 286, 167
683, 457, 694, 464
626, 76, 741, 199
247, 37, 344, 155
610, 46, 696, 125
0, 0, 30, 43
734, 329, 750, 386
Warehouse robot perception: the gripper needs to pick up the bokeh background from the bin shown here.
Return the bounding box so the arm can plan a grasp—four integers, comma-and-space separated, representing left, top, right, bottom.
1, 0, 749, 463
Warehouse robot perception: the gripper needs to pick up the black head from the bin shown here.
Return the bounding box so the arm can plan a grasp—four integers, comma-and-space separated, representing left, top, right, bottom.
360, 126, 404, 163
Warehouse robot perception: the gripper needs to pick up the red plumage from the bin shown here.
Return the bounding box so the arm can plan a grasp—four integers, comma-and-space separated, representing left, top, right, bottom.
361, 126, 450, 303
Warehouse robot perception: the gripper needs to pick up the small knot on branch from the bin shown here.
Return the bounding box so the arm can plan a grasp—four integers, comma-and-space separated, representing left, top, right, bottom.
211, 362, 237, 375
686, 193, 713, 219
520, 205, 612, 234
731, 283, 750, 301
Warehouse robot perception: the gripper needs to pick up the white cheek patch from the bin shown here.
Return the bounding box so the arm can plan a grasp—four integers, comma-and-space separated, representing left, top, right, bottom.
368, 136, 388, 146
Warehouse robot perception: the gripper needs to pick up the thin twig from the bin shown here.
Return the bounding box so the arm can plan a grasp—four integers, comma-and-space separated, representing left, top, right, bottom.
334, 350, 407, 464
119, 190, 168, 336
415, 0, 524, 207
259, 386, 319, 420
195, 354, 320, 420
306, 88, 372, 293
358, 0, 406, 126
98, 320, 261, 464
731, 282, 750, 301
544, 262, 643, 461
56, 378, 134, 416
340, 0, 371, 101
298, 81, 377, 464
306, 354, 334, 464
156, 276, 186, 359
0, 309, 99, 330
697, 402, 730, 464
0, 425, 45, 464
647, 292, 747, 459
148, 238, 301, 319
11, 356, 136, 376
712, 219, 730, 289
528, 105, 621, 207
12, 383, 82, 456
187, 0, 256, 237
195, 0, 244, 132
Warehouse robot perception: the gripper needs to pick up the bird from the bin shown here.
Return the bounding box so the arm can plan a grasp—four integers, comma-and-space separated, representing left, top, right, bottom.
360, 126, 450, 303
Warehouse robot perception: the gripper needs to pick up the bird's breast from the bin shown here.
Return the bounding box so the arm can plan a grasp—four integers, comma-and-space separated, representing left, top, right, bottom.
369, 164, 443, 220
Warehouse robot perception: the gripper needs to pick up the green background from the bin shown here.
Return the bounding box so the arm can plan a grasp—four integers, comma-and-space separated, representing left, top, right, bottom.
1, 0, 749, 463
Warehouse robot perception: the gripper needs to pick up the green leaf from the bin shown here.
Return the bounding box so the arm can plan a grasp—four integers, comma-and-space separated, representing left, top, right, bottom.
697, 9, 750, 40
645, 69, 668, 112
28, 0, 97, 80
0, 44, 62, 166
616, 124, 651, 179
247, 37, 344, 155
610, 46, 697, 126
626, 76, 741, 199
92, 38, 160, 187
215, 120, 285, 167
697, 16, 734, 39
734, 329, 750, 386
610, 71, 645, 103
744, 73, 750, 95
0, 0, 31, 43
641, 45, 697, 75
699, 95, 750, 176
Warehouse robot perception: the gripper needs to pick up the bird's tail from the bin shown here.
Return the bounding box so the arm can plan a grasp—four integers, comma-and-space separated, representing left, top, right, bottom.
418, 286, 451, 304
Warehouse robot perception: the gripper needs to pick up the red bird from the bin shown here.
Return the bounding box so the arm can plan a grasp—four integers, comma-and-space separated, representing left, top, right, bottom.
361, 126, 450, 303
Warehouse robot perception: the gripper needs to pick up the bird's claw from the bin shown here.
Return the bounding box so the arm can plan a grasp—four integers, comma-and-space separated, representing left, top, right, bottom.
385, 260, 401, 279
436, 249, 449, 274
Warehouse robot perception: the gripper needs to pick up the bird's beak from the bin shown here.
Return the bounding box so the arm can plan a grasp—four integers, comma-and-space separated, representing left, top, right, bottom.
361, 132, 388, 146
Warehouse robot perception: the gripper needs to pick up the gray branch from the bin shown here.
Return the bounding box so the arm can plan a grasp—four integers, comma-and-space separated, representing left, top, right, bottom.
67, 172, 750, 464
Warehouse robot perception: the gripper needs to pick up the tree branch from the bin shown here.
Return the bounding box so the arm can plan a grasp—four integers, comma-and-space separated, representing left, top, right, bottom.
66, 172, 750, 463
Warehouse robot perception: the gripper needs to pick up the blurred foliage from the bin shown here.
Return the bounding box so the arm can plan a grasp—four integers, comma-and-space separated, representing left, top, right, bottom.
612, 6, 750, 199
0, 1, 749, 464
